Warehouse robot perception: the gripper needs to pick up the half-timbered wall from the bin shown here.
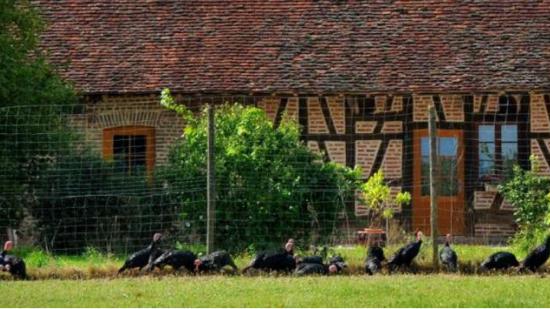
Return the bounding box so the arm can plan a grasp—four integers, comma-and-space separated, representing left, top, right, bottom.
74, 92, 550, 238
253, 93, 543, 238
468, 94, 530, 237
409, 93, 532, 237
256, 95, 408, 219
530, 94, 550, 175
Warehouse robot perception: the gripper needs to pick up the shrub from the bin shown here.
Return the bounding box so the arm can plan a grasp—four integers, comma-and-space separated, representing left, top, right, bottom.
500, 155, 550, 254
30, 151, 177, 254
360, 170, 411, 229
158, 91, 363, 252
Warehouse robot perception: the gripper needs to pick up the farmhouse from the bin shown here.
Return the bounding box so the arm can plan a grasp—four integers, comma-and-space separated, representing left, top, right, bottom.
34, 1, 550, 239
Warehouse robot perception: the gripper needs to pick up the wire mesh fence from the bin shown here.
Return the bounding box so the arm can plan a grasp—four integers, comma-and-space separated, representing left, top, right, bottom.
0, 93, 538, 254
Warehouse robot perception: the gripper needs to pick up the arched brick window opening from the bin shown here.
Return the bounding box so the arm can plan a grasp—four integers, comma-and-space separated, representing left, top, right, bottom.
498, 95, 518, 114
102, 126, 155, 175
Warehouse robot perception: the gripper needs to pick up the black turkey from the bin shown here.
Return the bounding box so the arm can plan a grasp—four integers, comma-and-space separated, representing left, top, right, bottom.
328, 255, 347, 270
149, 250, 197, 272
194, 250, 238, 273
294, 244, 329, 265
296, 255, 324, 265
439, 234, 458, 272
480, 251, 519, 271
242, 239, 295, 273
519, 235, 550, 273
118, 233, 163, 274
387, 231, 423, 273
294, 255, 346, 276
365, 243, 385, 275
0, 241, 27, 279
294, 262, 327, 276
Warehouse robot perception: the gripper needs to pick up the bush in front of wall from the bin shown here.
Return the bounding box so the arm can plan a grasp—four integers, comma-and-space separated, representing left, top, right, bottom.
500, 155, 550, 255
158, 91, 364, 252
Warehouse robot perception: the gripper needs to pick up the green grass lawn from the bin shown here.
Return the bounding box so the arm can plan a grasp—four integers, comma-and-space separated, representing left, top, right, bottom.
1, 244, 548, 307
1, 275, 549, 307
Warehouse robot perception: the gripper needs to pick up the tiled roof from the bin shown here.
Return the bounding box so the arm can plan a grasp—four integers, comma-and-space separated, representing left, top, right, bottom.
35, 1, 550, 94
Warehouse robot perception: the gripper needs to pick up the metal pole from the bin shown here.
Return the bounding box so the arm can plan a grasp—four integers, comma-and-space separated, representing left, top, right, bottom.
429, 106, 439, 270
207, 103, 216, 254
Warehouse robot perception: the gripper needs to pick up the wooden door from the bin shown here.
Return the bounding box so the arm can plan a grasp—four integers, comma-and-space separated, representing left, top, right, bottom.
412, 129, 465, 235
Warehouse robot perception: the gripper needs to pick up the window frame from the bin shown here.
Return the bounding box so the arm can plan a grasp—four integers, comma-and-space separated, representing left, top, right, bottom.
103, 126, 156, 176
475, 123, 518, 182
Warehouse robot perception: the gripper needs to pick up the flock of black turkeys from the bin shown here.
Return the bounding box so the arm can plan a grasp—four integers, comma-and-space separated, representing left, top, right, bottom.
112, 231, 550, 276
2, 232, 550, 280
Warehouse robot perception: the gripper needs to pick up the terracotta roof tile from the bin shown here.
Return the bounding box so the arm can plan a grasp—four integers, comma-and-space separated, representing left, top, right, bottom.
34, 0, 550, 94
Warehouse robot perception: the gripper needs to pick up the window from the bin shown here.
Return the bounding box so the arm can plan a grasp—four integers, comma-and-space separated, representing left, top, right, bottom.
478, 125, 495, 177
501, 125, 519, 179
421, 136, 459, 196
477, 124, 518, 180
113, 135, 147, 174
103, 126, 155, 175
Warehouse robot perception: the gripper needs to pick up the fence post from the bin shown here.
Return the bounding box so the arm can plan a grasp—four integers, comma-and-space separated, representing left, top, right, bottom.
207, 103, 216, 254
429, 106, 439, 270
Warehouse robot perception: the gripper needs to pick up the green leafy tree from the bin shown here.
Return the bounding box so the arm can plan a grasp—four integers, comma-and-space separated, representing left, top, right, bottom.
0, 0, 77, 229
158, 90, 363, 252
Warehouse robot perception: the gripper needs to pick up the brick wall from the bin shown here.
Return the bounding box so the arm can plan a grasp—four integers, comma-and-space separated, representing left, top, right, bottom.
531, 139, 550, 176
530, 94, 550, 176
256, 97, 279, 123
530, 94, 550, 132
327, 97, 345, 134
382, 121, 402, 133
307, 97, 329, 134
413, 94, 465, 122
473, 191, 496, 210
485, 95, 499, 113
285, 98, 299, 122
391, 96, 404, 112
413, 95, 431, 122
355, 140, 381, 178
307, 140, 321, 153
71, 94, 184, 164
381, 140, 402, 179
325, 141, 346, 165
356, 121, 377, 133
440, 95, 464, 122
